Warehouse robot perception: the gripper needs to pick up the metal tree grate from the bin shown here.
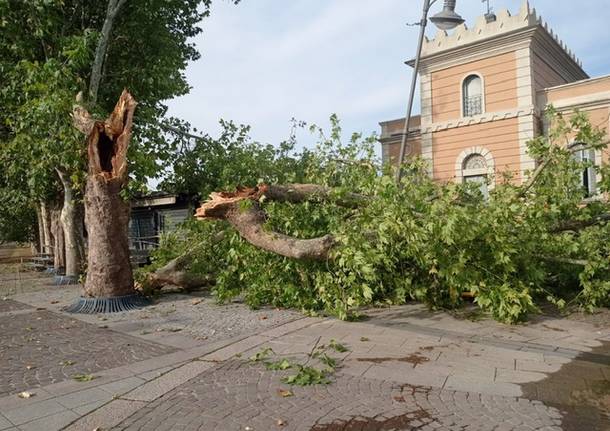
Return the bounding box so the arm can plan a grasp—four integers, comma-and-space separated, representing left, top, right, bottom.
64, 294, 151, 314
53, 275, 79, 286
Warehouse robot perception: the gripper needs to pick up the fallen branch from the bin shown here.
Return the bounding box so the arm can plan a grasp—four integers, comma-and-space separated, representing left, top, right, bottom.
141, 232, 225, 292
552, 213, 610, 233
541, 256, 590, 266
261, 184, 368, 209
196, 187, 336, 261
142, 254, 214, 292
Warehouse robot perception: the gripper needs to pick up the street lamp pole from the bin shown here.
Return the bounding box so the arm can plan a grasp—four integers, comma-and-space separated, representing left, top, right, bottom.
395, 0, 464, 184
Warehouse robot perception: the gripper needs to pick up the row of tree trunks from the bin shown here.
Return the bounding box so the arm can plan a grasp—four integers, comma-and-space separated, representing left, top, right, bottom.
36, 188, 84, 277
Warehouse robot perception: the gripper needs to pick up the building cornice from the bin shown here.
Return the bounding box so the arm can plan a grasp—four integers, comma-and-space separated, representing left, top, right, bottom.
539, 91, 610, 112
406, 27, 536, 71
539, 74, 610, 94
423, 107, 537, 134
380, 107, 540, 144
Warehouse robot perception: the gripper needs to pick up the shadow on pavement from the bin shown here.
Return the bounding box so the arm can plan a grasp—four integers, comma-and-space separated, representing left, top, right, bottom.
521, 340, 610, 431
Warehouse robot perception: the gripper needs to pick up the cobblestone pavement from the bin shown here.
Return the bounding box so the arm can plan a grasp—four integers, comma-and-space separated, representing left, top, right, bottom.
0, 265, 608, 431
114, 360, 564, 431
0, 309, 175, 397
0, 298, 32, 313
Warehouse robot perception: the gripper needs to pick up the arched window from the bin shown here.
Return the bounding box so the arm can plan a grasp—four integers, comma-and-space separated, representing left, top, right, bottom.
463, 74, 483, 117
462, 153, 489, 199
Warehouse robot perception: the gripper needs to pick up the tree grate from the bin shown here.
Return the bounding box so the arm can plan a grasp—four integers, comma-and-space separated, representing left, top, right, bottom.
64, 294, 151, 314
53, 275, 79, 285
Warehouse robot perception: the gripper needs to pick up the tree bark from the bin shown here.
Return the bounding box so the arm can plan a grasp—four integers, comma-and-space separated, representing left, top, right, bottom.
39, 201, 53, 255
57, 170, 85, 279
260, 184, 368, 209
196, 187, 336, 261
80, 90, 137, 298
50, 205, 65, 272
142, 253, 214, 292
36, 207, 45, 254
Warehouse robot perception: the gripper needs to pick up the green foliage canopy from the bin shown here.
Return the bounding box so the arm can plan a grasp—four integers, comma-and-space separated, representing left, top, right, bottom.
148, 110, 610, 324
0, 0, 238, 240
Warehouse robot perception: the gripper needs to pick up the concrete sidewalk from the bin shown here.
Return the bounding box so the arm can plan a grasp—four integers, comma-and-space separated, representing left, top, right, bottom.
0, 272, 608, 430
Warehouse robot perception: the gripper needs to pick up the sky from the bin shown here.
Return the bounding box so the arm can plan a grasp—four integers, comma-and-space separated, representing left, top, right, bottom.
166, 0, 610, 150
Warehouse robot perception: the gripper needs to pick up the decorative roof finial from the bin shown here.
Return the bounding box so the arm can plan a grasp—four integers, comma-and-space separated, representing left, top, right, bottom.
482, 0, 497, 22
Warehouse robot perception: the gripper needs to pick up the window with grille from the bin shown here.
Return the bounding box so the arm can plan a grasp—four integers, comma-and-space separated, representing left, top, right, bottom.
463, 75, 483, 117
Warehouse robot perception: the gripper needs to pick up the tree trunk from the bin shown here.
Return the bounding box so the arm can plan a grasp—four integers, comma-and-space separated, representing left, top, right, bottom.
36, 207, 44, 254
57, 170, 85, 279
89, 0, 128, 104
50, 205, 65, 273
80, 90, 137, 298
142, 253, 214, 292
141, 232, 226, 292
40, 201, 53, 255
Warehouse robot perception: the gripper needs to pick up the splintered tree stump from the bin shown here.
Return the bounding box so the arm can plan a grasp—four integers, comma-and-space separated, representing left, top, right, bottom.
80, 90, 137, 298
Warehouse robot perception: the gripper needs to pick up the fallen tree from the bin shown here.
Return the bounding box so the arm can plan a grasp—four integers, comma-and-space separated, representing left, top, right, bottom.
144, 110, 610, 323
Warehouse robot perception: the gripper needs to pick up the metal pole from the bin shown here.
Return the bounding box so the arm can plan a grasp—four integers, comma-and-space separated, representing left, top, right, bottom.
395, 0, 432, 184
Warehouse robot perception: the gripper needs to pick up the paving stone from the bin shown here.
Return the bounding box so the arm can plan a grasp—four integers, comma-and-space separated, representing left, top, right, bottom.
17, 410, 79, 431
55, 387, 109, 409
0, 388, 54, 413
444, 375, 522, 397
123, 361, 214, 402
64, 399, 148, 431
201, 335, 272, 362
3, 399, 66, 425
0, 414, 12, 431
495, 369, 548, 384
516, 359, 563, 373
71, 399, 108, 416
97, 376, 146, 396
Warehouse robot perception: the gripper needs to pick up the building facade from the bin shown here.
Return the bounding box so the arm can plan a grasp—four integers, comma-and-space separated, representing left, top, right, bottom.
380, 1, 610, 195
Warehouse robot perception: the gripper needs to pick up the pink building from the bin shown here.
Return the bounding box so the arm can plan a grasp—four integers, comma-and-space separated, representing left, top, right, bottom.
380, 0, 609, 196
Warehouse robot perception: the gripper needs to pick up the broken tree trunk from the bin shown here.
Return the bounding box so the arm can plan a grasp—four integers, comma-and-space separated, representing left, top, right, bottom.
79, 90, 137, 298
196, 186, 336, 261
